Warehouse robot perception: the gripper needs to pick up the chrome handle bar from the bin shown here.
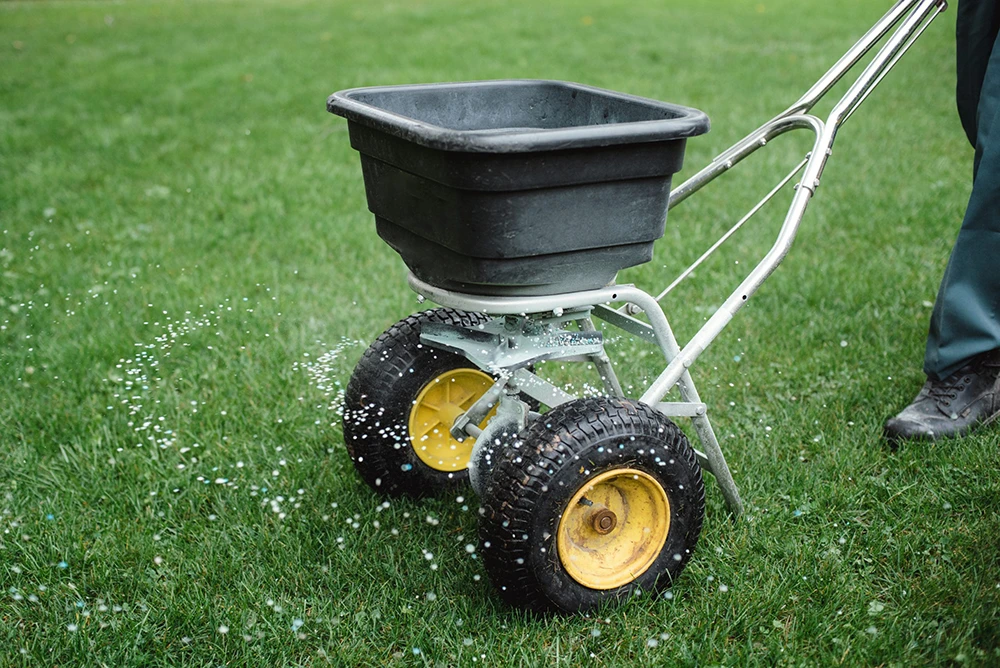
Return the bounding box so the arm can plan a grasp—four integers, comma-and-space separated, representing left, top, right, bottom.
638, 0, 947, 407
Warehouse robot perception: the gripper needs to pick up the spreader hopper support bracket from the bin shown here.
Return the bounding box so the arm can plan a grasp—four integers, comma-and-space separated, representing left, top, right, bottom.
420, 315, 605, 373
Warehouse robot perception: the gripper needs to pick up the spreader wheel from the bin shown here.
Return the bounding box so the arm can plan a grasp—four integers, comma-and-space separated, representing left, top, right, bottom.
479, 396, 705, 612
343, 308, 496, 497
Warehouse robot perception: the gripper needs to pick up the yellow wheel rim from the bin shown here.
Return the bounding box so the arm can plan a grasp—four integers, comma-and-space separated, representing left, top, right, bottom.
557, 468, 671, 590
407, 368, 496, 472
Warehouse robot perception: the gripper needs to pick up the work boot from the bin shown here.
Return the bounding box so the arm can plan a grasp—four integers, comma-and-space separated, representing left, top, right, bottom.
883, 349, 1000, 444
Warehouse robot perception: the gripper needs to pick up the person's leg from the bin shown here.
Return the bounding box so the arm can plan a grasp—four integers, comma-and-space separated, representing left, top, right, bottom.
883, 0, 1000, 443
924, 0, 1000, 378
953, 0, 1000, 151
924, 0, 1000, 379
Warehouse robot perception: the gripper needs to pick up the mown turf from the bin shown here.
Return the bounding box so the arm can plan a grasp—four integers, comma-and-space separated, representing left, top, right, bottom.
1, 0, 998, 665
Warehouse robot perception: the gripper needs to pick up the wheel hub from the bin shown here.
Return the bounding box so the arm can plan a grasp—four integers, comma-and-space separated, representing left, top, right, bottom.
557, 468, 671, 590
408, 368, 496, 472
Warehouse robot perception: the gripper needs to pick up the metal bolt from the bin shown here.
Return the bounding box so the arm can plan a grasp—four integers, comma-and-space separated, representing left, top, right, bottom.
591, 508, 617, 535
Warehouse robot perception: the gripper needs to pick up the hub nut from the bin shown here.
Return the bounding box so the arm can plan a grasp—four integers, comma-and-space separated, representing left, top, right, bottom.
591, 508, 617, 535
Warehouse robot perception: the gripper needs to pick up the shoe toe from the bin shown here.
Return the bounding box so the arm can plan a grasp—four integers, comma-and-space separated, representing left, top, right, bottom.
883, 416, 937, 443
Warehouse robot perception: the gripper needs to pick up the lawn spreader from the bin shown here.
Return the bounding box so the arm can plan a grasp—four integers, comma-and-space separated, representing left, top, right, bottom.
327, 0, 948, 612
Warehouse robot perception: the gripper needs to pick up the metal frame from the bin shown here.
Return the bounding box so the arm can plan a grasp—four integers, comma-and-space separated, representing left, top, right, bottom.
407, 0, 947, 517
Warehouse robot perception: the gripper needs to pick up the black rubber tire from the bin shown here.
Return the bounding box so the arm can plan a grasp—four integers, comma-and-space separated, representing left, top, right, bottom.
343, 308, 491, 497
479, 396, 705, 613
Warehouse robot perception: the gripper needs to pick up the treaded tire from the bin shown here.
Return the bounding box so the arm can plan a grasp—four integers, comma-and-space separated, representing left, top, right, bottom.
343, 308, 491, 497
479, 396, 705, 613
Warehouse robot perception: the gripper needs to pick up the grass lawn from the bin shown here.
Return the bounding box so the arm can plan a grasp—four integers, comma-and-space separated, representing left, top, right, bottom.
2, 0, 998, 665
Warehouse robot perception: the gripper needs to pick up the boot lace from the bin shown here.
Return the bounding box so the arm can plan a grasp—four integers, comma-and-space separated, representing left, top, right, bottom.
927, 372, 973, 407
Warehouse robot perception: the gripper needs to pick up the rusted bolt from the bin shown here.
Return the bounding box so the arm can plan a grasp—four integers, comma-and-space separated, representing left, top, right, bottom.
591, 508, 617, 535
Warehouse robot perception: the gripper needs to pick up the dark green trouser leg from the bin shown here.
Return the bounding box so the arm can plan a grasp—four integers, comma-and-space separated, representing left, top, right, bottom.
924, 0, 1000, 380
